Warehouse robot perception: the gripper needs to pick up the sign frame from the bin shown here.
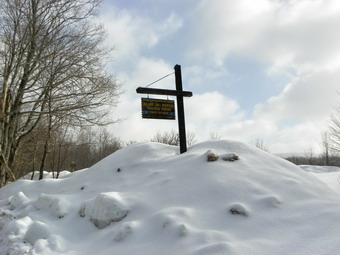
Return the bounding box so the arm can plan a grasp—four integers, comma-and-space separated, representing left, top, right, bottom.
141, 98, 175, 120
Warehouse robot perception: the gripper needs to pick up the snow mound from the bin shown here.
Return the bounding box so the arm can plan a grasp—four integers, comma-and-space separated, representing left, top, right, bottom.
2, 140, 340, 255
79, 192, 129, 229
34, 193, 67, 218
5, 216, 33, 237
114, 221, 136, 241
24, 221, 50, 245
0, 213, 32, 255
10, 192, 30, 209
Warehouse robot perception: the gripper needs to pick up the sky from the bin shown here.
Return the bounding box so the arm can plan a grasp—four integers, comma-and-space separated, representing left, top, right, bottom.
98, 0, 340, 154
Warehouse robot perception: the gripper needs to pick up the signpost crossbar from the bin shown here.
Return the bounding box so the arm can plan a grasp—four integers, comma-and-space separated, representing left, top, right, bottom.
136, 87, 192, 97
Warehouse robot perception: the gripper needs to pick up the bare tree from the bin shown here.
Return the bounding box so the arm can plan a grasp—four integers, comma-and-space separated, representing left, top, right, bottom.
320, 131, 331, 165
252, 138, 269, 152
0, 0, 119, 186
151, 130, 180, 146
329, 105, 340, 154
151, 129, 196, 147
304, 147, 315, 165
95, 128, 122, 159
209, 132, 222, 141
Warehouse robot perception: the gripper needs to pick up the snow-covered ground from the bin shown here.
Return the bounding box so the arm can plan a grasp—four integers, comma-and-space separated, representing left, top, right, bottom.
300, 165, 340, 194
1, 140, 340, 255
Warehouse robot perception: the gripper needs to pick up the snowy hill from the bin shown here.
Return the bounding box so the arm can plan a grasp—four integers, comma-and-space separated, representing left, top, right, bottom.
1, 140, 340, 255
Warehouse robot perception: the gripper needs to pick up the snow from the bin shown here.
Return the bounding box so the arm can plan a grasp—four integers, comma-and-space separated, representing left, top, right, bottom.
79, 192, 129, 229
1, 140, 340, 255
300, 165, 340, 194
24, 221, 50, 245
34, 193, 68, 219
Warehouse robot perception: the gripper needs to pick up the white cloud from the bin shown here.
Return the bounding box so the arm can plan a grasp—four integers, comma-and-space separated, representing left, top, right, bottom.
254, 69, 340, 123
188, 0, 340, 72
268, 122, 325, 154
186, 92, 240, 123
184, 65, 231, 91
185, 92, 243, 140
99, 4, 182, 66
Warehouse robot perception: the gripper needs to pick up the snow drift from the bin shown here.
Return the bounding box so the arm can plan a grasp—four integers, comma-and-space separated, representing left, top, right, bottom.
1, 140, 340, 255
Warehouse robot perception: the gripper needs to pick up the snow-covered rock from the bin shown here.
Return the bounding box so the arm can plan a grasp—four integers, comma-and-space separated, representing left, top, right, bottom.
205, 149, 219, 161
79, 192, 129, 229
228, 202, 250, 216
221, 152, 239, 161
9, 192, 30, 210
34, 193, 67, 218
24, 221, 50, 245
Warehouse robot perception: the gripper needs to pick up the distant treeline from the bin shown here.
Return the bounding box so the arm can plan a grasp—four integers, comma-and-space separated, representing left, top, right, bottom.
284, 155, 340, 167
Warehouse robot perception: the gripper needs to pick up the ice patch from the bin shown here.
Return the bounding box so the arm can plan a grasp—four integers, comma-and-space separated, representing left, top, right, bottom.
79, 192, 129, 229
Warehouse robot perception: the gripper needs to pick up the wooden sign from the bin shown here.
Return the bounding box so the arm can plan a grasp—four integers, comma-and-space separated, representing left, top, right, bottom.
141, 98, 175, 120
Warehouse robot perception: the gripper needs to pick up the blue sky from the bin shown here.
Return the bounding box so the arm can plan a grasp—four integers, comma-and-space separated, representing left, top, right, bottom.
99, 0, 340, 153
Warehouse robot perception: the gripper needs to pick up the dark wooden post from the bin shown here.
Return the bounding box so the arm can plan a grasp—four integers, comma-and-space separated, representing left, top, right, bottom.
174, 64, 187, 153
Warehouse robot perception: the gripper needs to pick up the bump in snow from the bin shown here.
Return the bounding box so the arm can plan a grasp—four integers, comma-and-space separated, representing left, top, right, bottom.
228, 203, 249, 217
34, 194, 67, 219
79, 192, 129, 229
114, 222, 135, 241
9, 192, 30, 210
24, 221, 50, 246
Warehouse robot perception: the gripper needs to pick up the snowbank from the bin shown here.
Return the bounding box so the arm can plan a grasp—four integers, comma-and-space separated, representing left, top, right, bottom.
1, 140, 340, 255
